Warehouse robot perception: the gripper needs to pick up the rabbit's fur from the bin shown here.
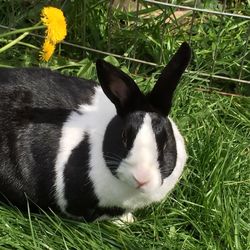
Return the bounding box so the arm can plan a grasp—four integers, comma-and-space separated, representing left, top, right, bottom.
0, 43, 191, 222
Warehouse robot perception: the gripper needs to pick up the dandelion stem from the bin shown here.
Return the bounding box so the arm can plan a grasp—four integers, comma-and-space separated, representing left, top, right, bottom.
0, 38, 39, 50
0, 32, 29, 53
0, 25, 45, 39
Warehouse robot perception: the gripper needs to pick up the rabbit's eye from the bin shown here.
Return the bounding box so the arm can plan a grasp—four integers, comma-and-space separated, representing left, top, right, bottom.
121, 130, 127, 147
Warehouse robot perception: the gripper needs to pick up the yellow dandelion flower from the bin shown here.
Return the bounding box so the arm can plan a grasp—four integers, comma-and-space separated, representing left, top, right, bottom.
40, 39, 55, 62
41, 7, 67, 44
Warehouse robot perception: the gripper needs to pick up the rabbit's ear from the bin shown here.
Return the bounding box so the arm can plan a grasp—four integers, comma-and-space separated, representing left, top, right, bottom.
148, 42, 191, 116
96, 59, 145, 116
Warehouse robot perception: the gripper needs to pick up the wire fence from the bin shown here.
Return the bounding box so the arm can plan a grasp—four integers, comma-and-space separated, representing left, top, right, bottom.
107, 0, 250, 95
0, 0, 249, 95
141, 0, 250, 91
71, 0, 250, 95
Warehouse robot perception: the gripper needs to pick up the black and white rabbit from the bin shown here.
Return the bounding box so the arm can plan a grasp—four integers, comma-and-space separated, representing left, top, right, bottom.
0, 42, 191, 222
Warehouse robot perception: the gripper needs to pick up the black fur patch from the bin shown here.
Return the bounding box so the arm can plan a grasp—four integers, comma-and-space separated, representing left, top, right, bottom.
103, 116, 129, 176
64, 133, 126, 221
64, 133, 100, 220
95, 206, 125, 218
150, 114, 177, 179
103, 112, 145, 176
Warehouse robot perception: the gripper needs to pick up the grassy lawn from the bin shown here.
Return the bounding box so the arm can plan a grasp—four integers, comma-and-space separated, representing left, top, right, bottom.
0, 1, 249, 249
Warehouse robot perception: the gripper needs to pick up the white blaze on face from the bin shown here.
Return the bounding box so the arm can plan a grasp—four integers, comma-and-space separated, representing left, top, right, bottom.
117, 114, 162, 191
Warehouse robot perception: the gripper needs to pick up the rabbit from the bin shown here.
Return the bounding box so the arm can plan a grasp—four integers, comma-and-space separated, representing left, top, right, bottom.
0, 42, 191, 222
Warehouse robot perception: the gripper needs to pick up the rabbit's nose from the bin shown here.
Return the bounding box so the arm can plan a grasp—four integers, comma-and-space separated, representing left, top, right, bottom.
133, 176, 149, 188
132, 169, 151, 188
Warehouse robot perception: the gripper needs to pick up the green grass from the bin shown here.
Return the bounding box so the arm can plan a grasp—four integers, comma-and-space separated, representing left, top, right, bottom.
0, 0, 250, 249
0, 0, 249, 93
0, 76, 249, 249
